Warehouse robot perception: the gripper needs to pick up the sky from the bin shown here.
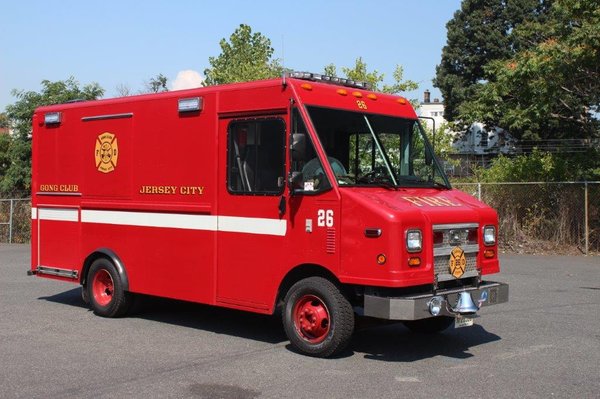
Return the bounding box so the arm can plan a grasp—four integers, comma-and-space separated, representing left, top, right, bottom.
0, 0, 462, 111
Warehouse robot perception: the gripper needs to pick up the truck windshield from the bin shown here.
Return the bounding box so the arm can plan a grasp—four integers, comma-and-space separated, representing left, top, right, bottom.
306, 106, 450, 189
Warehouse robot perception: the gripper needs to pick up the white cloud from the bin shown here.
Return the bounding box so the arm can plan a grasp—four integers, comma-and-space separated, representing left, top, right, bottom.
171, 70, 204, 91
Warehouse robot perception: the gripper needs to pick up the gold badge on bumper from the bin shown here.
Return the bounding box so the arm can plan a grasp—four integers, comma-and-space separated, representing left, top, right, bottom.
449, 246, 466, 278
95, 132, 118, 173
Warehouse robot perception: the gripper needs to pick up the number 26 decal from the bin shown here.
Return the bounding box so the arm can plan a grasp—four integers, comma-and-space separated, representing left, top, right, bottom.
356, 100, 367, 110
317, 209, 334, 227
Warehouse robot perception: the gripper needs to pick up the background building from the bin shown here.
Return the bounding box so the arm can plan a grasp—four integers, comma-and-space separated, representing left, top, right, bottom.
418, 90, 518, 175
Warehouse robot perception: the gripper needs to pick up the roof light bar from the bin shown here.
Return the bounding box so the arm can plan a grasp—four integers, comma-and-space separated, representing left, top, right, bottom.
287, 71, 373, 91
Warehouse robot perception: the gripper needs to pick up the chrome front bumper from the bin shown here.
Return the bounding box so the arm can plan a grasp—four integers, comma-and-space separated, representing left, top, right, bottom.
363, 281, 509, 320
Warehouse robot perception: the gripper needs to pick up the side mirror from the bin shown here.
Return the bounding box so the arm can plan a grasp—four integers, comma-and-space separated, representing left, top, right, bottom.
291, 133, 306, 161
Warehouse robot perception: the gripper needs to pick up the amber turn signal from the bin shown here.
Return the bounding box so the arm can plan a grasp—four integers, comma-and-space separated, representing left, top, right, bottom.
408, 257, 421, 267
484, 249, 495, 258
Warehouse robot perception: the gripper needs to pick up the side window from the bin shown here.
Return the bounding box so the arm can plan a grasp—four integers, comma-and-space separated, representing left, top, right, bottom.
227, 118, 285, 195
290, 109, 331, 193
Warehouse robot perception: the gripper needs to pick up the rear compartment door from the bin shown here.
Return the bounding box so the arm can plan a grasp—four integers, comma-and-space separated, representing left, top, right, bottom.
36, 206, 81, 278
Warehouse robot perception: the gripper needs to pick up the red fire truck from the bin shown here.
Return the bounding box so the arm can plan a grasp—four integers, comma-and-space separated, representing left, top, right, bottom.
29, 72, 508, 357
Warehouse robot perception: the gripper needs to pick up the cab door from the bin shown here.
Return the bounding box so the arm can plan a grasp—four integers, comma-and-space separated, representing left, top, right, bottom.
216, 116, 288, 310
286, 107, 341, 274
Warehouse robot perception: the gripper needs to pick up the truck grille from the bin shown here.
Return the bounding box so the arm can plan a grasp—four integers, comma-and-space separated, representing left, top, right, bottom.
434, 252, 478, 282
433, 223, 480, 282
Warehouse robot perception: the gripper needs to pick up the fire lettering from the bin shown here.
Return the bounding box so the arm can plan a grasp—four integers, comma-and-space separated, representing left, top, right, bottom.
402, 196, 461, 207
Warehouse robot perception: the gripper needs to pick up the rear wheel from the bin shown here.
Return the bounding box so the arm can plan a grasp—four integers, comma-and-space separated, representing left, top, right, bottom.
282, 277, 354, 357
87, 258, 131, 317
403, 316, 454, 334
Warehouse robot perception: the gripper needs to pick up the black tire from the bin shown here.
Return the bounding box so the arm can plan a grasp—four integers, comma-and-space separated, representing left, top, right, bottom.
282, 277, 354, 357
81, 285, 89, 304
403, 316, 454, 334
87, 258, 132, 317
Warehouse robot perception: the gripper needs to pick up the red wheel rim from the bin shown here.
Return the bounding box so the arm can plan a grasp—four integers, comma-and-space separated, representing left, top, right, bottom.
92, 269, 114, 307
293, 295, 331, 343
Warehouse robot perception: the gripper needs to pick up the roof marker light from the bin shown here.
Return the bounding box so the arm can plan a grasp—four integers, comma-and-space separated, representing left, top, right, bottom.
44, 112, 61, 125
300, 83, 313, 91
367, 94, 377, 100
352, 91, 363, 98
397, 98, 407, 105
178, 97, 203, 113
336, 89, 348, 96
286, 71, 373, 90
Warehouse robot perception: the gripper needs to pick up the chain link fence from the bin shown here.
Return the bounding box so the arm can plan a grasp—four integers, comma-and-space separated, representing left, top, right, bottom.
0, 198, 31, 243
1, 184, 599, 254
454, 182, 599, 255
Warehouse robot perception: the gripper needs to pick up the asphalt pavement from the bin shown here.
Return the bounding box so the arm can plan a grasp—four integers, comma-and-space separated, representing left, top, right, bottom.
1, 244, 599, 398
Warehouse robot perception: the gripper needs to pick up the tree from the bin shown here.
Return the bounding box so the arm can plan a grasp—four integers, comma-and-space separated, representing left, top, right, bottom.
143, 73, 168, 93
0, 112, 8, 129
434, 0, 551, 122
459, 0, 600, 141
474, 148, 600, 182
0, 134, 10, 184
425, 122, 458, 160
324, 57, 418, 96
115, 83, 133, 97
204, 24, 283, 85
2, 78, 103, 195
115, 73, 169, 97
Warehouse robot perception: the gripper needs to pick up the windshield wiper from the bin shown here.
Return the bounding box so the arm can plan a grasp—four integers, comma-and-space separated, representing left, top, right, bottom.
393, 176, 449, 189
358, 180, 397, 190
414, 177, 450, 189
371, 179, 397, 190
362, 116, 398, 186
429, 180, 450, 189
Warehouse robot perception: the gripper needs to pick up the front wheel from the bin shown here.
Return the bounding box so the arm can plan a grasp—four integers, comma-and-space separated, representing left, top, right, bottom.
282, 277, 354, 357
87, 258, 132, 317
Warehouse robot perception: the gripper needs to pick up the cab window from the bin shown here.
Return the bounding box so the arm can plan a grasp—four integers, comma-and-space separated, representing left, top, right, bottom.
227, 118, 286, 195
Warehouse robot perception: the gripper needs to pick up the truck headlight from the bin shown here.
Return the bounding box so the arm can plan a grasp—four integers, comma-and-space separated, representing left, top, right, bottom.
406, 229, 422, 252
483, 226, 496, 246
